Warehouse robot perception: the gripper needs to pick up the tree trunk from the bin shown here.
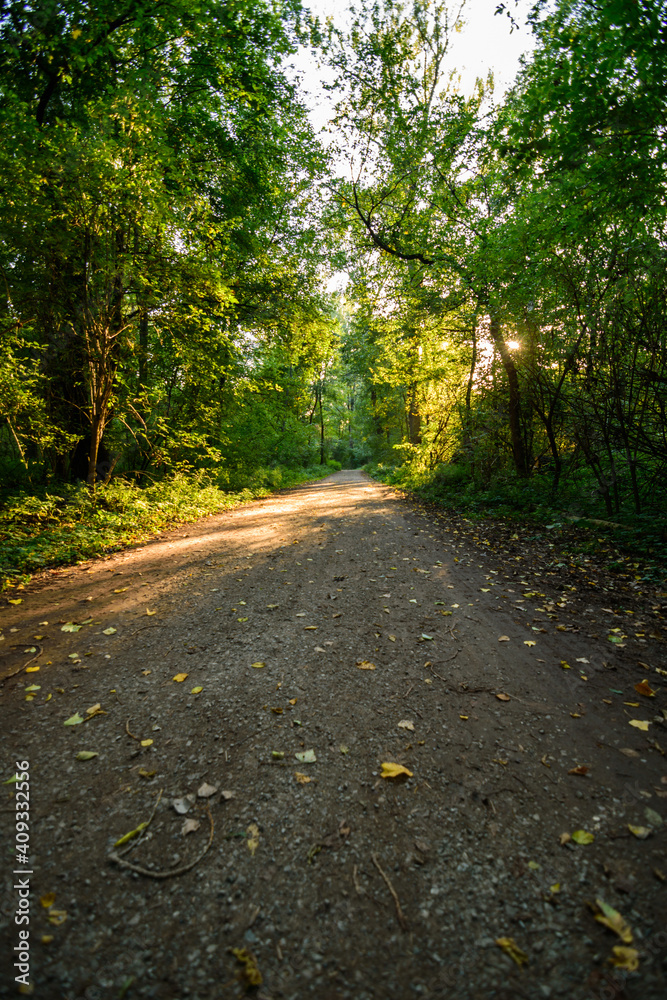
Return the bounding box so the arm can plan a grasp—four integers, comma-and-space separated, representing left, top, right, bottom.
489, 314, 528, 477
319, 389, 325, 464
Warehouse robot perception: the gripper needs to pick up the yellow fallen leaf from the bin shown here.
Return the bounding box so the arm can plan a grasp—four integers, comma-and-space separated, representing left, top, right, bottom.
459, 714, 469, 720
40, 893, 56, 909
593, 899, 633, 943
550, 883, 561, 894
85, 702, 102, 716
294, 772, 312, 784
498, 635, 510, 642
25, 666, 40, 673
608, 947, 639, 971
113, 588, 128, 594
495, 937, 528, 967
114, 822, 148, 847
102, 627, 116, 635
8, 598, 22, 604
251, 661, 265, 669
561, 661, 571, 669
47, 909, 68, 926
146, 609, 156, 616
629, 719, 650, 731
303, 625, 318, 630
628, 824, 651, 839
388, 634, 396, 641
140, 739, 153, 747
247, 822, 260, 855
231, 948, 262, 988
381, 762, 413, 779
172, 673, 188, 682
356, 660, 376, 670
572, 829, 595, 845
397, 720, 415, 731
496, 693, 510, 701
635, 680, 656, 697
41, 935, 54, 944
191, 686, 203, 694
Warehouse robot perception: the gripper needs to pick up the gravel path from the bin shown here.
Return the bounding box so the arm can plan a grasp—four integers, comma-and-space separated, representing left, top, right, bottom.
1, 470, 666, 999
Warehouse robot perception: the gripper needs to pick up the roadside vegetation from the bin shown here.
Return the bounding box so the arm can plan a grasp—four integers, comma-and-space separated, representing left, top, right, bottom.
2, 0, 666, 585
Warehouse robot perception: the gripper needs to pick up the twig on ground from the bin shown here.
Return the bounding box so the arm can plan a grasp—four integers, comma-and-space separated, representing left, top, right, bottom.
443, 648, 461, 663
115, 788, 164, 857
130, 624, 165, 638
125, 718, 140, 741
405, 683, 414, 699
0, 644, 43, 684
371, 852, 408, 931
109, 803, 214, 879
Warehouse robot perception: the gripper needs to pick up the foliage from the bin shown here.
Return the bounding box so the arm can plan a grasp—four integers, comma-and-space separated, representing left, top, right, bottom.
0, 465, 333, 587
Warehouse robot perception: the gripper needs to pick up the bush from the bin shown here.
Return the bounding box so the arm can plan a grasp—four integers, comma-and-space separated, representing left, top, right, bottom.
0, 464, 332, 588
325, 459, 342, 471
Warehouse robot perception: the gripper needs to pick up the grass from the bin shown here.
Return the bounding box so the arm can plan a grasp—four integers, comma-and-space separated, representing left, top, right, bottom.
0, 464, 333, 589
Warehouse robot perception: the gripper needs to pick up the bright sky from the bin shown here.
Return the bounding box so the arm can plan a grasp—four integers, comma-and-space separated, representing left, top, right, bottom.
290, 0, 537, 135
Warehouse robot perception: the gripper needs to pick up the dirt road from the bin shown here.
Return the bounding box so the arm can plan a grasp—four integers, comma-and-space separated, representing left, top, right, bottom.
1, 470, 666, 999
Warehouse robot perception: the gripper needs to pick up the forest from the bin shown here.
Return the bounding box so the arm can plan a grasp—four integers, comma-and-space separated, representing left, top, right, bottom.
1, 0, 667, 584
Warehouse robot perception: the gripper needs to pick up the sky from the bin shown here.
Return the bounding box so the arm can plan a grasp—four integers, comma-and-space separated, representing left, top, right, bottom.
290, 0, 537, 135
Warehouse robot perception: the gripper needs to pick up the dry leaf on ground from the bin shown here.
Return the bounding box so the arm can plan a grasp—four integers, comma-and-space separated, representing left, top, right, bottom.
381, 762, 413, 779
495, 937, 528, 967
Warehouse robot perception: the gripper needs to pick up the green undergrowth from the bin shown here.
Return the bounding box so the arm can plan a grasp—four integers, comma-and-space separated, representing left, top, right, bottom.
0, 464, 334, 589
366, 462, 667, 582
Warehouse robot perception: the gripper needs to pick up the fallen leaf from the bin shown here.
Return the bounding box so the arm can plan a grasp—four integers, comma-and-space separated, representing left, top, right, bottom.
645, 807, 663, 827
146, 609, 156, 616
25, 666, 40, 673
63, 713, 83, 726
572, 829, 595, 845
246, 822, 260, 856
272, 751, 285, 759
197, 782, 218, 798
47, 909, 68, 926
40, 893, 56, 909
304, 625, 318, 630
190, 686, 203, 694
459, 714, 469, 720
140, 738, 153, 747
294, 772, 312, 784
635, 680, 656, 697
114, 822, 148, 847
568, 765, 590, 776
251, 661, 265, 669
61, 623, 81, 632
221, 789, 235, 800
498, 636, 510, 642
608, 946, 639, 971
496, 693, 510, 702
495, 937, 528, 967
340, 745, 349, 754
173, 797, 193, 815
421, 634, 434, 641
24, 684, 40, 692
102, 627, 117, 635
182, 818, 200, 835
76, 751, 98, 761
388, 634, 396, 640
397, 720, 415, 731
628, 824, 651, 839
356, 660, 376, 670
288, 697, 297, 705
231, 947, 262, 988
381, 762, 413, 779
7, 598, 22, 605
629, 719, 650, 731
524, 640, 536, 646
295, 749, 316, 763
593, 899, 633, 943
172, 673, 188, 682
85, 703, 103, 716
138, 768, 155, 779
560, 661, 571, 669
559, 832, 571, 845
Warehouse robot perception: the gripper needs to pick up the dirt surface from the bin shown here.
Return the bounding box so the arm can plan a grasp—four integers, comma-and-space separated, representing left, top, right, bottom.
1, 469, 666, 1000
